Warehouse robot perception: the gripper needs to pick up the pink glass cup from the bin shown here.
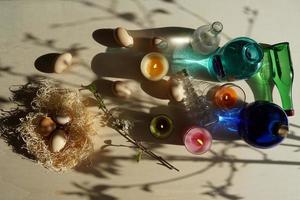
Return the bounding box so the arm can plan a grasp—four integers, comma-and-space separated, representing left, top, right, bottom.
183, 126, 212, 155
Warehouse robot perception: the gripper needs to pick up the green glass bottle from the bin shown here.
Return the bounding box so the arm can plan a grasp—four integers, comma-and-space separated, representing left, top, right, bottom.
272, 43, 294, 116
246, 42, 294, 116
246, 44, 274, 102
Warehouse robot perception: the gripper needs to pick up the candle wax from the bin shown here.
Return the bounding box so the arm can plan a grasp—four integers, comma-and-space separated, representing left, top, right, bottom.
147, 56, 165, 78
183, 127, 212, 155
141, 52, 169, 81
150, 115, 173, 139
214, 86, 238, 109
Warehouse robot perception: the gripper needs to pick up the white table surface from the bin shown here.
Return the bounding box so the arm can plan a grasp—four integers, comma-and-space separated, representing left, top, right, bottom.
0, 0, 299, 200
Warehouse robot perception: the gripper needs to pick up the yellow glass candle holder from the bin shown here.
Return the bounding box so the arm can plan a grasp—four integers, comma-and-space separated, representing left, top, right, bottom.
140, 52, 169, 81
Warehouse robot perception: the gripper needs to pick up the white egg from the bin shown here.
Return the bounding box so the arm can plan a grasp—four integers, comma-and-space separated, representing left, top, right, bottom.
113, 81, 132, 99
55, 115, 71, 125
170, 78, 186, 102
114, 27, 134, 48
54, 52, 72, 74
50, 129, 67, 152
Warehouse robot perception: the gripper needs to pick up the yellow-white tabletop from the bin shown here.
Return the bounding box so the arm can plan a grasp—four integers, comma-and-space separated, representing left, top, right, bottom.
0, 1, 299, 200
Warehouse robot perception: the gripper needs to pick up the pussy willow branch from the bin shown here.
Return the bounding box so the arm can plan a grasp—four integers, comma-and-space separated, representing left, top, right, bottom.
82, 83, 179, 171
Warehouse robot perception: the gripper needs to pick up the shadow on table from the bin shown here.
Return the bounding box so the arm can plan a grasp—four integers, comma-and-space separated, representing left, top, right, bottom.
91, 27, 213, 82
0, 70, 78, 160
0, 79, 45, 160
66, 122, 300, 200
90, 27, 242, 145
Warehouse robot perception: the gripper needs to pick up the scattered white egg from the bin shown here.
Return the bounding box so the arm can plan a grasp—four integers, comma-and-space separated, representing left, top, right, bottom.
170, 78, 186, 102
55, 115, 71, 125
50, 129, 67, 152
113, 81, 132, 99
114, 27, 134, 48
54, 52, 72, 74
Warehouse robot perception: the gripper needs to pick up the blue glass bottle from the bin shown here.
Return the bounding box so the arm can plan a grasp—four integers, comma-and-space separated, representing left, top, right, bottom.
207, 101, 289, 147
171, 37, 264, 82
239, 101, 289, 148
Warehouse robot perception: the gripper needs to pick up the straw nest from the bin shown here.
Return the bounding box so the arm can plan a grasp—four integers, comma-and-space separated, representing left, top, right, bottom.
17, 81, 94, 172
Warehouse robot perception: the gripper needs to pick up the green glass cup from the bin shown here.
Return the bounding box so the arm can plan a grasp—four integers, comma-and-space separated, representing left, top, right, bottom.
149, 115, 174, 139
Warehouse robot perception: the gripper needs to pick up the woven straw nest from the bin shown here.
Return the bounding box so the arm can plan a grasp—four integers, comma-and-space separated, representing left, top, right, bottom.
17, 81, 94, 172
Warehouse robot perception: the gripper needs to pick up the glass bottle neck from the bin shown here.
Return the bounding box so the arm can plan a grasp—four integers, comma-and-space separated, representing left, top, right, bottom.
208, 21, 223, 36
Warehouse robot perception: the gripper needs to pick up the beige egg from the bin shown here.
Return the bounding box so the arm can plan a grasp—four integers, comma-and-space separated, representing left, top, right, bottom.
114, 27, 134, 48
113, 81, 132, 99
170, 78, 186, 102
54, 52, 72, 74
55, 115, 71, 125
50, 129, 67, 152
39, 117, 56, 137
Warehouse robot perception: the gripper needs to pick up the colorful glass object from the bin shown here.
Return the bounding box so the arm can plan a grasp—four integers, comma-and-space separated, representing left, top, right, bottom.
210, 37, 263, 81
150, 115, 174, 139
246, 42, 294, 116
239, 101, 289, 148
246, 45, 274, 102
171, 37, 263, 82
214, 85, 238, 108
191, 21, 223, 55
183, 126, 212, 154
272, 43, 294, 116
209, 83, 246, 109
179, 70, 246, 110
141, 52, 169, 81
212, 107, 242, 133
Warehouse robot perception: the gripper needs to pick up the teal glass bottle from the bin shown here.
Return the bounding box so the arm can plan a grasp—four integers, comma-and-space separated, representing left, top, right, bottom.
171, 37, 264, 82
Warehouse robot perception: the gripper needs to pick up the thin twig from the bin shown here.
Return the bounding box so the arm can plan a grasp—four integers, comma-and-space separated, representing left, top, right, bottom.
81, 83, 179, 171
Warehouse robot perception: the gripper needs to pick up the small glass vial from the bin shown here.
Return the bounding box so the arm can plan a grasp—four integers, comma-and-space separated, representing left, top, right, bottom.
191, 21, 223, 55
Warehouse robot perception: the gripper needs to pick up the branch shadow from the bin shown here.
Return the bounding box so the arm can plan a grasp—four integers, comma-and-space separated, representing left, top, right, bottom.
91, 27, 213, 82
66, 122, 300, 200
0, 75, 69, 160
0, 80, 45, 160
66, 131, 300, 200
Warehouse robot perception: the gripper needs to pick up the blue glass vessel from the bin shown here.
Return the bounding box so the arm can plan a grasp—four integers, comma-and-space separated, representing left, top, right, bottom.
239, 101, 289, 148
171, 37, 264, 82
206, 101, 289, 147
